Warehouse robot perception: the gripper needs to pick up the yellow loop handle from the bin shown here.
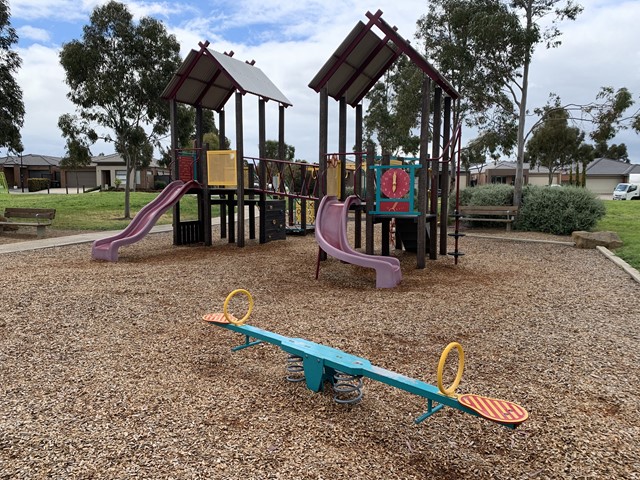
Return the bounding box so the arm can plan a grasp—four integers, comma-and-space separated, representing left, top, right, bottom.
437, 342, 465, 397
223, 289, 254, 326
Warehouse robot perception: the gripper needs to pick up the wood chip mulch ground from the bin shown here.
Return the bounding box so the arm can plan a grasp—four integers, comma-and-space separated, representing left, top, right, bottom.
1, 224, 638, 479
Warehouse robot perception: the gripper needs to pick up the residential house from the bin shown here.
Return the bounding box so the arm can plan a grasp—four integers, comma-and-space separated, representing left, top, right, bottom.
1, 152, 171, 191
468, 161, 561, 187
93, 153, 171, 190
0, 154, 63, 189
580, 158, 640, 194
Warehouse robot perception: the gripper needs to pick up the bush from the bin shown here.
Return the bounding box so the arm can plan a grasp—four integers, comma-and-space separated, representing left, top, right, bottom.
450, 184, 514, 211
27, 178, 50, 192
516, 185, 605, 235
154, 181, 167, 190
452, 184, 605, 235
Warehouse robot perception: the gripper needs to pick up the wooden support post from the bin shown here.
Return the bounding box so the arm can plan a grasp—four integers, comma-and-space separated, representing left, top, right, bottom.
339, 97, 347, 200
365, 143, 375, 255
430, 87, 442, 260
278, 104, 286, 195
354, 103, 363, 249
318, 87, 329, 261
381, 153, 390, 257
235, 92, 245, 248
417, 76, 431, 269
439, 96, 452, 255
259, 98, 267, 244
170, 99, 180, 246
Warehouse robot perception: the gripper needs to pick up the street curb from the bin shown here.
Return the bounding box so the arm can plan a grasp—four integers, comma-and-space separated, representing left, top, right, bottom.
596, 246, 640, 284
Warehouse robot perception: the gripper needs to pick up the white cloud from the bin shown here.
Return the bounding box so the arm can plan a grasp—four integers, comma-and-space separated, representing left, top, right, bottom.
17, 26, 51, 42
16, 44, 74, 156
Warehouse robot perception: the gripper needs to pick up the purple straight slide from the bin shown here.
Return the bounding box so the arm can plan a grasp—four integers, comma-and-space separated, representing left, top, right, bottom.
91, 180, 199, 262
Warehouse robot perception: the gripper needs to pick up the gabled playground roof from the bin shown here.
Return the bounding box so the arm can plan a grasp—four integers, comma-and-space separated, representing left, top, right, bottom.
161, 41, 292, 112
308, 10, 459, 106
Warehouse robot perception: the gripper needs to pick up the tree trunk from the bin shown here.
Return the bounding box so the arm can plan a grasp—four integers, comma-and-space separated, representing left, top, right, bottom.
514, 7, 534, 207
124, 155, 132, 219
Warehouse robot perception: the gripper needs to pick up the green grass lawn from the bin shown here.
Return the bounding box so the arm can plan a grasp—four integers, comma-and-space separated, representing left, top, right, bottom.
1, 191, 202, 231
595, 200, 640, 270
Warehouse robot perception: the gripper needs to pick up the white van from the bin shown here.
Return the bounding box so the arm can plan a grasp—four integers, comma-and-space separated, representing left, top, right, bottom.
612, 183, 640, 200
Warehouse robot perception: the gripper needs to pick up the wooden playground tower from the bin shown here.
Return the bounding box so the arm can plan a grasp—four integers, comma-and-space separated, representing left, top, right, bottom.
161, 41, 297, 248
309, 9, 462, 268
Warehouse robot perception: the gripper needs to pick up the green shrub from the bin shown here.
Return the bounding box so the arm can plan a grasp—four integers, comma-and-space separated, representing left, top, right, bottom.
27, 178, 50, 192
154, 181, 167, 190
516, 185, 605, 235
449, 184, 514, 210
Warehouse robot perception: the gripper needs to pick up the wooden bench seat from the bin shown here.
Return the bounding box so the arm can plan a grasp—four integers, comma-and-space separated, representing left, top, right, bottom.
0, 208, 56, 238
458, 205, 518, 231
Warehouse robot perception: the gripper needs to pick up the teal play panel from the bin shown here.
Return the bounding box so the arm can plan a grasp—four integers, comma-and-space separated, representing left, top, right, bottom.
209, 322, 518, 427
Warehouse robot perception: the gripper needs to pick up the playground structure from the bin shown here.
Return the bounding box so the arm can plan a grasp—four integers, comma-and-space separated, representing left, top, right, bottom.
0, 172, 9, 194
203, 290, 529, 427
156, 10, 464, 278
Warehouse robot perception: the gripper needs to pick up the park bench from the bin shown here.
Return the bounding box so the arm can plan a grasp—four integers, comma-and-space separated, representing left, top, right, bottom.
458, 205, 518, 232
0, 208, 56, 238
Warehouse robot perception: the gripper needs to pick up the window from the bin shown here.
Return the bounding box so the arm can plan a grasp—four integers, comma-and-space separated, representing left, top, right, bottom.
115, 170, 127, 182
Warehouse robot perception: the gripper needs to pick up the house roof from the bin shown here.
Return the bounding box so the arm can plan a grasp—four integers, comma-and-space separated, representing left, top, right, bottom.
91, 153, 166, 168
308, 10, 459, 107
161, 41, 292, 112
0, 154, 61, 167
586, 158, 640, 176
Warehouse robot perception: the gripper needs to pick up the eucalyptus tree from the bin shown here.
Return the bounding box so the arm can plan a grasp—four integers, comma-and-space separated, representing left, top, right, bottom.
0, 0, 24, 153
417, 0, 583, 206
59, 1, 182, 218
525, 107, 583, 184
363, 56, 423, 157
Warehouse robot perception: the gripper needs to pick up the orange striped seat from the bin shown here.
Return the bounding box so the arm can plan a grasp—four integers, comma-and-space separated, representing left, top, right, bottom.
458, 394, 528, 425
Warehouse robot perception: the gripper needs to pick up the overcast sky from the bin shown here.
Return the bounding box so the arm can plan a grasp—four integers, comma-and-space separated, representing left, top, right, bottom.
7, 0, 640, 163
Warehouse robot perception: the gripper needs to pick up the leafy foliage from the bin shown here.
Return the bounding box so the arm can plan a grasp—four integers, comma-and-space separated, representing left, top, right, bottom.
517, 185, 605, 235
264, 140, 295, 161
456, 184, 514, 207
58, 1, 182, 217
525, 107, 584, 183
418, 0, 583, 207
363, 57, 423, 156
0, 0, 24, 153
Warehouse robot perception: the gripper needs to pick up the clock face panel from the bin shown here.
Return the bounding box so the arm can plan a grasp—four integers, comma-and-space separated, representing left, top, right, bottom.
380, 201, 410, 212
380, 168, 411, 199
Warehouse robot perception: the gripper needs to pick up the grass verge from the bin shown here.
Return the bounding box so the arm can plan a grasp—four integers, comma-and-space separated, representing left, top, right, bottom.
1, 191, 201, 231
595, 200, 640, 270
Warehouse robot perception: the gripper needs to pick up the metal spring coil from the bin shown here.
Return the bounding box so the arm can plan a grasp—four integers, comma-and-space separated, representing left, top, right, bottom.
285, 354, 305, 382
333, 372, 364, 404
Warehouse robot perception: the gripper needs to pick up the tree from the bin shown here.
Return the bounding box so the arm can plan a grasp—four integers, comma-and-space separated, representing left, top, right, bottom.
510, 0, 583, 205
417, 0, 583, 206
530, 87, 636, 163
59, 1, 182, 218
417, 0, 527, 141
264, 140, 295, 161
0, 0, 24, 153
363, 56, 422, 156
58, 113, 95, 192
525, 107, 583, 184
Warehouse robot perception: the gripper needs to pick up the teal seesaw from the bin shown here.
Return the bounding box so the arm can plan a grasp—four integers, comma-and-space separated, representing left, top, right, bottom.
203, 290, 528, 428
